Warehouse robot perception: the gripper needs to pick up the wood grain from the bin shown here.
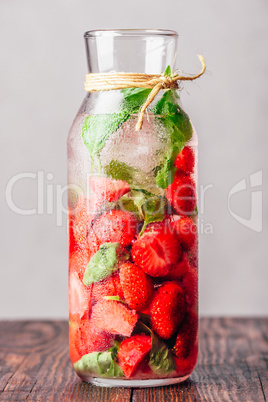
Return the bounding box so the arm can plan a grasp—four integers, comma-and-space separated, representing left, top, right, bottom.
0, 318, 267, 401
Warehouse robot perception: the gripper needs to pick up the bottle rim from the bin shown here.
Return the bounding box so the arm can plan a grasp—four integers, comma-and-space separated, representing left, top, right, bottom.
84, 29, 178, 39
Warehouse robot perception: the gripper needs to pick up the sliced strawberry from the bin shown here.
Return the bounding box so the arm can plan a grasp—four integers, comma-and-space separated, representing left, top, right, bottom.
173, 310, 198, 360
174, 343, 198, 377
69, 319, 113, 364
92, 273, 124, 303
68, 209, 76, 254
164, 252, 190, 280
172, 217, 197, 250
89, 176, 130, 202
91, 300, 138, 337
180, 267, 198, 311
118, 334, 152, 378
69, 323, 81, 363
69, 271, 92, 322
174, 146, 195, 174
93, 210, 138, 247
69, 248, 90, 281
119, 262, 154, 311
87, 229, 101, 260
132, 223, 181, 277
72, 197, 96, 245
150, 282, 185, 339
166, 171, 196, 216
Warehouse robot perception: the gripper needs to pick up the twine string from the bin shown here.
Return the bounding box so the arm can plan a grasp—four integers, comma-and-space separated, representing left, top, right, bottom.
84, 55, 206, 131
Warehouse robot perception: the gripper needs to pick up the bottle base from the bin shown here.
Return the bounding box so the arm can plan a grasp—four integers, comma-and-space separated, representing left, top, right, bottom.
79, 374, 191, 388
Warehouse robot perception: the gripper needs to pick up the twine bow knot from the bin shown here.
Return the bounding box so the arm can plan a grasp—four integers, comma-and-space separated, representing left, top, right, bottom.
84, 55, 206, 131
159, 74, 178, 89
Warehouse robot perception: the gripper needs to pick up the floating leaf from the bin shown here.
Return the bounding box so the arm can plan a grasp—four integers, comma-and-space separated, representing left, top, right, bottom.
83, 242, 119, 286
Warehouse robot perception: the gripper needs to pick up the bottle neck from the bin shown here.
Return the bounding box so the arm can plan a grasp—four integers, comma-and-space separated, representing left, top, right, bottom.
84, 29, 178, 75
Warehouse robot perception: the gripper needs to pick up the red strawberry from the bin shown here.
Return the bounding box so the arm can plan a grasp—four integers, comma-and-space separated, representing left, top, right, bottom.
164, 252, 190, 280
172, 217, 197, 250
92, 273, 124, 303
69, 249, 90, 281
174, 146, 195, 174
89, 176, 130, 202
119, 262, 154, 311
132, 223, 181, 277
174, 343, 198, 377
150, 282, 185, 339
91, 300, 138, 337
118, 334, 151, 378
166, 171, 196, 216
72, 197, 95, 245
69, 209, 76, 254
87, 229, 101, 260
69, 323, 81, 363
180, 267, 198, 311
173, 310, 198, 360
69, 319, 113, 364
69, 271, 92, 322
93, 210, 138, 247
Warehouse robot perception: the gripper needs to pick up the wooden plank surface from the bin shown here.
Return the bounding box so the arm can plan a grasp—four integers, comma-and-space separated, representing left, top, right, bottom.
0, 318, 267, 401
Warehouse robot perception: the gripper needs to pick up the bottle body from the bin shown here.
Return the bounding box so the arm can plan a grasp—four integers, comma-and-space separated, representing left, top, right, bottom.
68, 30, 198, 387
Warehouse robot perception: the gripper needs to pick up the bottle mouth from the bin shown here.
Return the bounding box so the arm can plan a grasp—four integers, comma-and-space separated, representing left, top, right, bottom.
84, 29, 178, 39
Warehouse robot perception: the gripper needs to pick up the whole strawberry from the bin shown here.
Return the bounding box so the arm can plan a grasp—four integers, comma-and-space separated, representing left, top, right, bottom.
92, 272, 124, 303
172, 217, 197, 250
174, 343, 198, 377
166, 171, 196, 216
150, 282, 185, 339
174, 146, 195, 174
163, 252, 190, 280
119, 262, 154, 311
89, 176, 130, 202
180, 267, 198, 311
132, 223, 181, 277
93, 210, 138, 247
173, 310, 198, 360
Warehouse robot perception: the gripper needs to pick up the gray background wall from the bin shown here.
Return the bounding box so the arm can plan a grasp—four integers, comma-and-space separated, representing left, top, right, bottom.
0, 0, 267, 318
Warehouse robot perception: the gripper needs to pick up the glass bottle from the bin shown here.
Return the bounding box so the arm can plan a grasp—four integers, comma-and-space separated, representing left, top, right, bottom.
68, 29, 198, 387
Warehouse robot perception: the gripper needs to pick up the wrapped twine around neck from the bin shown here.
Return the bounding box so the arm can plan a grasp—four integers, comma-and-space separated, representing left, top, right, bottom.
85, 55, 206, 131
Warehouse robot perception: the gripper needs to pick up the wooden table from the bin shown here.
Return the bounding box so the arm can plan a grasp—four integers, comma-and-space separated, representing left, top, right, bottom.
0, 318, 267, 401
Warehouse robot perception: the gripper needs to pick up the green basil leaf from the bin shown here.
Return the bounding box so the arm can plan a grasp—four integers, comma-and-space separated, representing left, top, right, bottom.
109, 341, 121, 360
105, 160, 137, 183
140, 196, 167, 235
154, 144, 181, 189
137, 322, 176, 375
74, 351, 109, 375
104, 295, 126, 304
131, 191, 166, 235
74, 350, 124, 377
149, 334, 176, 375
82, 88, 152, 157
164, 65, 172, 77
154, 90, 193, 143
153, 90, 193, 189
105, 359, 124, 377
121, 88, 152, 113
82, 112, 129, 156
83, 242, 119, 286
116, 193, 140, 215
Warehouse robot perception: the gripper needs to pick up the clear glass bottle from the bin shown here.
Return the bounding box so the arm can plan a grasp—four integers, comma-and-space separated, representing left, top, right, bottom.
68, 29, 198, 387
